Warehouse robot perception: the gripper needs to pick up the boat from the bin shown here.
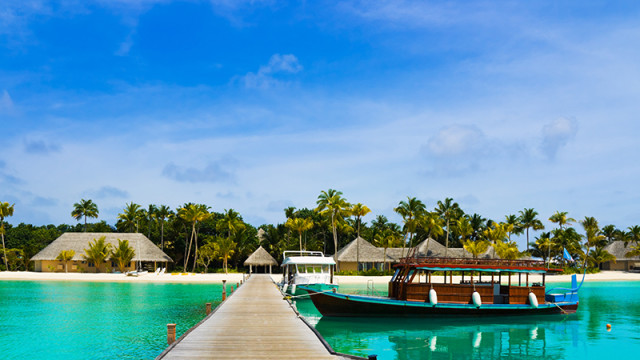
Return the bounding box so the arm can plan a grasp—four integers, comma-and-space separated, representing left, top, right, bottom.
279, 250, 338, 297
302, 256, 581, 317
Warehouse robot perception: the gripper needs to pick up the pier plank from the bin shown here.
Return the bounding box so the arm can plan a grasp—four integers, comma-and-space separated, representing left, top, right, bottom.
158, 274, 339, 360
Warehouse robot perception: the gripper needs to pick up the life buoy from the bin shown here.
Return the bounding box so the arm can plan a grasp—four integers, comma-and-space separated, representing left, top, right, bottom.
529, 291, 539, 308
472, 291, 482, 308
429, 288, 438, 306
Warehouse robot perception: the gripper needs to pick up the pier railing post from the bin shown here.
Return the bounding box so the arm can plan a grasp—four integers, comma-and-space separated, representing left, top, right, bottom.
167, 324, 176, 345
237, 282, 239, 289
222, 280, 227, 301
206, 302, 212, 315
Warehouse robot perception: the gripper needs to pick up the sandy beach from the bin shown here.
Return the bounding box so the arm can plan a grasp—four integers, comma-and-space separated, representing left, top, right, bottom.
1, 271, 640, 284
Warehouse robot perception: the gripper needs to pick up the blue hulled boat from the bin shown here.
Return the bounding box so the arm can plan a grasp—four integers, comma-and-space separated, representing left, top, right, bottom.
303, 256, 580, 317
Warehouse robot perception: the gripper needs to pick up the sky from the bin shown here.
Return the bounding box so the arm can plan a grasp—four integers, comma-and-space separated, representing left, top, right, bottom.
1, 0, 640, 248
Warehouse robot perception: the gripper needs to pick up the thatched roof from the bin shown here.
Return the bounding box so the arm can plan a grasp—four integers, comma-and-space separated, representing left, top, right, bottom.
604, 241, 640, 260
244, 246, 278, 266
336, 237, 393, 262
30, 232, 173, 262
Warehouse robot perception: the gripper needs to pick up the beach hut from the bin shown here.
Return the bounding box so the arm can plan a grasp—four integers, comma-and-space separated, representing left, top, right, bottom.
601, 241, 640, 271
335, 237, 393, 272
244, 246, 278, 274
30, 232, 173, 273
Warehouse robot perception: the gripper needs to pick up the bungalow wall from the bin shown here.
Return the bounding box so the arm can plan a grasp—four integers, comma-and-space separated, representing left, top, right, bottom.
338, 261, 384, 272
602, 260, 640, 271
34, 260, 136, 273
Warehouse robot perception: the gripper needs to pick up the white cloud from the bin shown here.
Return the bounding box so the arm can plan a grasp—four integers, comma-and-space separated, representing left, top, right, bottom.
241, 54, 303, 89
0, 90, 15, 113
540, 117, 578, 160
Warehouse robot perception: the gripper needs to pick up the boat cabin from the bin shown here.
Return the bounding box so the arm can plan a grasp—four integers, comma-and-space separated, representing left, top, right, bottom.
281, 251, 336, 286
389, 257, 563, 305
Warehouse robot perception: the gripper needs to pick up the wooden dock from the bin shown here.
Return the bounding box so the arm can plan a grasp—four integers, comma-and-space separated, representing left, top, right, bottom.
156, 274, 352, 360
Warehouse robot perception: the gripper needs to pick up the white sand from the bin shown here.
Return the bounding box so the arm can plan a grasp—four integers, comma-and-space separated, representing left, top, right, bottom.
1, 271, 639, 284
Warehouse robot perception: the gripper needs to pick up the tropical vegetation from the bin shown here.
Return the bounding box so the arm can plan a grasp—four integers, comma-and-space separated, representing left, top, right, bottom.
1, 193, 638, 274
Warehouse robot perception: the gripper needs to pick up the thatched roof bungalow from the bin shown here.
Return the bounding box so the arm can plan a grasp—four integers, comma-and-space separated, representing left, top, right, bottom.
244, 246, 278, 273
601, 241, 640, 271
335, 237, 394, 272
31, 232, 172, 272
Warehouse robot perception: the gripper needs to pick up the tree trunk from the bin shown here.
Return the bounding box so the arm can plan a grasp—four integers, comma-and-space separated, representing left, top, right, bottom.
299, 232, 303, 251
1, 232, 7, 270
84, 216, 87, 232
445, 218, 450, 258
332, 213, 339, 271
356, 219, 360, 272
192, 228, 199, 273
526, 227, 530, 252
161, 221, 164, 250
184, 224, 195, 271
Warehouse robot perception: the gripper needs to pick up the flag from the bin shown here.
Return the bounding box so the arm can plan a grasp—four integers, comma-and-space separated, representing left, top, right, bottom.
563, 248, 574, 262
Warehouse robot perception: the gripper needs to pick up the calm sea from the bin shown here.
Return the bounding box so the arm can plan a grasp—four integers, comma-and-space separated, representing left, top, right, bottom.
1, 280, 639, 359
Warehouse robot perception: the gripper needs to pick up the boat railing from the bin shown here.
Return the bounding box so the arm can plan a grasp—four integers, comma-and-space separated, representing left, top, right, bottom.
282, 250, 325, 260
399, 256, 550, 269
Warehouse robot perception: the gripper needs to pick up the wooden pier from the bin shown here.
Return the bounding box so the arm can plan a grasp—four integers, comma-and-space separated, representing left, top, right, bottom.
156, 274, 352, 360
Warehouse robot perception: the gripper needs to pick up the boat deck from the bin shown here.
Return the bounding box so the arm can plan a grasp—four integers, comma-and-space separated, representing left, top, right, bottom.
157, 274, 343, 359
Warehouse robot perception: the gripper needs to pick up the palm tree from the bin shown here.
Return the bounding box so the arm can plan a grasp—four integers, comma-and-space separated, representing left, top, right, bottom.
493, 240, 521, 260
315, 189, 351, 268
214, 236, 236, 274
155, 205, 173, 250
601, 224, 618, 244
351, 203, 371, 269
374, 228, 402, 271
71, 199, 99, 232
483, 223, 508, 258
285, 217, 314, 251
111, 239, 136, 272
549, 211, 575, 230
504, 214, 522, 241
419, 212, 444, 256
145, 204, 158, 240
518, 208, 544, 252
218, 209, 246, 240
394, 197, 426, 257
83, 236, 112, 273
178, 204, 210, 272
56, 250, 75, 273
118, 202, 144, 232
581, 217, 604, 268
0, 202, 15, 270
627, 225, 640, 246
589, 247, 615, 269
533, 232, 553, 267
463, 239, 490, 259
436, 198, 462, 257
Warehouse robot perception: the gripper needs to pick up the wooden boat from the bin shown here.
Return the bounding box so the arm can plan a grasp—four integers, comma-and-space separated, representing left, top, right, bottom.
279, 250, 338, 297
303, 256, 580, 317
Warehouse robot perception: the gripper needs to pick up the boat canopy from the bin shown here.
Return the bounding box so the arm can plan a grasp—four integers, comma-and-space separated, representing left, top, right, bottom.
416, 266, 547, 274
282, 256, 336, 266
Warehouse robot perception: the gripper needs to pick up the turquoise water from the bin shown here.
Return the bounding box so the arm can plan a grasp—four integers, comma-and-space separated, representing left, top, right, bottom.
1, 280, 640, 359
297, 281, 640, 359
0, 281, 222, 359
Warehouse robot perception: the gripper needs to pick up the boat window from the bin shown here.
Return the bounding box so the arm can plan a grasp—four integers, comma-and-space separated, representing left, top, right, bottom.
404, 269, 415, 283
390, 268, 401, 282
297, 265, 305, 274
313, 266, 322, 273
322, 265, 329, 273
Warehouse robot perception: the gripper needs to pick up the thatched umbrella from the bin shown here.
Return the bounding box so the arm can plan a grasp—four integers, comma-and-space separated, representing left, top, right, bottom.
244, 246, 278, 273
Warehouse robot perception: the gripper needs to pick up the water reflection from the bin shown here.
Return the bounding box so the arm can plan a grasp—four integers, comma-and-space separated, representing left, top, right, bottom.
306, 304, 580, 360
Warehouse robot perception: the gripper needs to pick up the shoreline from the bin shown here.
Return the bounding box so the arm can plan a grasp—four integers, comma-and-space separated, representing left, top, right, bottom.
1, 271, 640, 284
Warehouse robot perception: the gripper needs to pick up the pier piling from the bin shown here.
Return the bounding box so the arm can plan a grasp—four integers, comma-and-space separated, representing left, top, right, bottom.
167, 324, 176, 345
206, 303, 211, 315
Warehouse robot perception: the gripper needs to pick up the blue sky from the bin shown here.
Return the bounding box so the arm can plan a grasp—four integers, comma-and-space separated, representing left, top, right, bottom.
2, 0, 640, 248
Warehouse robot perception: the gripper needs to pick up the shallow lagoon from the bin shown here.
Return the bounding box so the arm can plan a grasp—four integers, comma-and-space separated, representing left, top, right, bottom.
1, 280, 639, 359
298, 281, 640, 359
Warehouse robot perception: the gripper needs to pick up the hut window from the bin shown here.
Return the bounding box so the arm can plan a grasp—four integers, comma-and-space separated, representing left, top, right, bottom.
88, 262, 95, 268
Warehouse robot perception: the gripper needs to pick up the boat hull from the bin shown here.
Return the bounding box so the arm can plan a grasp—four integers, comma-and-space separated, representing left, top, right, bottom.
284, 283, 339, 297
304, 288, 578, 317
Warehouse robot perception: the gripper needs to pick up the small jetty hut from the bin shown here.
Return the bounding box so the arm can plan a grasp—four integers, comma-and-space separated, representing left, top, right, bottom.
31, 232, 173, 272
602, 241, 640, 271
244, 246, 278, 273
336, 237, 393, 272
